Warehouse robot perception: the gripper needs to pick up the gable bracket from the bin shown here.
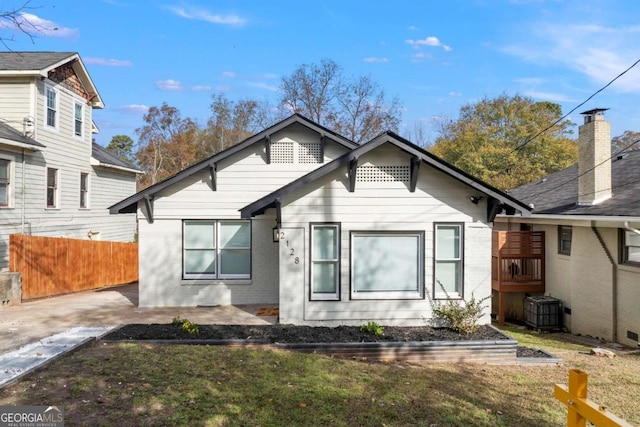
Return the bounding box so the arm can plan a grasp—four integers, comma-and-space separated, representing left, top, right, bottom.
275, 197, 282, 228
143, 195, 154, 224
487, 196, 503, 222
320, 134, 326, 159
209, 162, 217, 191
265, 135, 271, 164
348, 157, 358, 193
410, 156, 421, 192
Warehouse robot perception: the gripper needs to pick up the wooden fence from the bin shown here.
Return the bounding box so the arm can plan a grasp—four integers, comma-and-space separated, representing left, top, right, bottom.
9, 234, 138, 300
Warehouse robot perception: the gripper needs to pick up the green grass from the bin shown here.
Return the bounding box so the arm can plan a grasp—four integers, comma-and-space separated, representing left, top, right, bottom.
1, 329, 638, 426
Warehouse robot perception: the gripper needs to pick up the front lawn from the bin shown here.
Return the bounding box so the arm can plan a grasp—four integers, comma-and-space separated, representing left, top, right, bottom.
0, 327, 638, 426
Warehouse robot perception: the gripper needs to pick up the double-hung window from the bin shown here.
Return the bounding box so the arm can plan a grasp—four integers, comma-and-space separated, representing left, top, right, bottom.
183, 220, 251, 279
80, 172, 89, 208
434, 223, 463, 298
74, 102, 84, 137
0, 159, 10, 207
46, 86, 57, 128
620, 229, 640, 266
351, 231, 424, 299
46, 167, 58, 208
310, 224, 340, 300
558, 225, 572, 255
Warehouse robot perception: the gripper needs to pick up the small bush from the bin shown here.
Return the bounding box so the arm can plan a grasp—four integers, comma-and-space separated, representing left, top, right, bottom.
172, 316, 200, 335
431, 292, 489, 334
360, 321, 384, 336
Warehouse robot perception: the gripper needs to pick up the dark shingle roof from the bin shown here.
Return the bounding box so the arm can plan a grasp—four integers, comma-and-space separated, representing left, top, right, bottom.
0, 122, 45, 149
507, 149, 640, 216
92, 142, 141, 173
0, 52, 77, 71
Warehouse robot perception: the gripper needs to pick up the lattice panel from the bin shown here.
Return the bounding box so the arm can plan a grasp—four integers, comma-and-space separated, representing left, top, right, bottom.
298, 143, 323, 163
270, 142, 294, 163
356, 165, 410, 182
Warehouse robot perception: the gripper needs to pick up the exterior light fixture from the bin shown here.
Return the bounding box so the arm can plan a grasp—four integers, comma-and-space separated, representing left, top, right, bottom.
273, 226, 280, 242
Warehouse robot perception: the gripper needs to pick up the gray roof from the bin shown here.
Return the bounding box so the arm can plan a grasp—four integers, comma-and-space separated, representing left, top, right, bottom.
241, 131, 531, 222
0, 52, 77, 71
92, 143, 142, 173
0, 122, 45, 149
507, 149, 640, 216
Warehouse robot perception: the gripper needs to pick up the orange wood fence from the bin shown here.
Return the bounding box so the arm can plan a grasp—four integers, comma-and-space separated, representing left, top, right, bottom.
9, 234, 138, 300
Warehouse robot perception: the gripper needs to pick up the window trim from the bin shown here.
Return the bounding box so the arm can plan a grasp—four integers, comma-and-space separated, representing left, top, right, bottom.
309, 222, 341, 301
182, 220, 252, 280
0, 156, 12, 208
558, 225, 572, 256
433, 223, 464, 300
619, 228, 640, 267
350, 230, 425, 300
79, 172, 89, 209
74, 101, 84, 138
45, 85, 58, 130
46, 167, 59, 209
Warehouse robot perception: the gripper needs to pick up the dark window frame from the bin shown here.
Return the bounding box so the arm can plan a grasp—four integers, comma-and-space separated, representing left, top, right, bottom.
619, 228, 640, 267
558, 225, 572, 256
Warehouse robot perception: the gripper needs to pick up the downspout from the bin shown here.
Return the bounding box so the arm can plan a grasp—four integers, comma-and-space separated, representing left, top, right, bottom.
590, 222, 617, 342
624, 221, 640, 236
21, 149, 26, 234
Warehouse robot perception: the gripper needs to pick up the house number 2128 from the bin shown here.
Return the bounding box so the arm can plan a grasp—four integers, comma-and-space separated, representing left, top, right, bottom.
280, 232, 300, 265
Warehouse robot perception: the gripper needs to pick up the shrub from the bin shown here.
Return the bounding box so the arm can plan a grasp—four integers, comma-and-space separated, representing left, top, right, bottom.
430, 292, 489, 334
172, 316, 200, 335
360, 321, 384, 336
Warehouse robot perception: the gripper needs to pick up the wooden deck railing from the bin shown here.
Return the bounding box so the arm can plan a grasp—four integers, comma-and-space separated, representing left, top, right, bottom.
9, 234, 138, 300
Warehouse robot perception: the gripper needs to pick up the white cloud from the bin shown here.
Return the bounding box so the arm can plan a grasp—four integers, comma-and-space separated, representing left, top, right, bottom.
191, 85, 211, 91
120, 104, 149, 114
524, 90, 574, 102
156, 79, 183, 91
443, 45, 452, 52
408, 25, 420, 31
245, 81, 279, 92
222, 71, 237, 77
406, 36, 441, 47
363, 57, 389, 63
84, 57, 133, 67
1, 13, 80, 38
411, 52, 433, 62
216, 85, 232, 92
449, 92, 462, 97
167, 6, 246, 26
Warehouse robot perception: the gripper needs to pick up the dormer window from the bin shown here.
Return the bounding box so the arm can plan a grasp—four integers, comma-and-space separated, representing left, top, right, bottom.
45, 85, 58, 129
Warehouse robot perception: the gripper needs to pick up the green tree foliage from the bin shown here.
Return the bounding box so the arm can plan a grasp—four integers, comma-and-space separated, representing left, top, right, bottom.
280, 59, 401, 143
106, 134, 135, 163
611, 130, 640, 153
430, 94, 577, 190
135, 103, 200, 188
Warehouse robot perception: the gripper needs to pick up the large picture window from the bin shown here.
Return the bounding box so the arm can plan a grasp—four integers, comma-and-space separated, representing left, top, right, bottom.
0, 159, 10, 207
310, 223, 340, 300
434, 223, 463, 298
351, 231, 424, 300
183, 220, 251, 279
620, 229, 640, 266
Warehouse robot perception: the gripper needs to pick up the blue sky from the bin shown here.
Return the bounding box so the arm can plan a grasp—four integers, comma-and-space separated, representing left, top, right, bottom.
3, 0, 640, 146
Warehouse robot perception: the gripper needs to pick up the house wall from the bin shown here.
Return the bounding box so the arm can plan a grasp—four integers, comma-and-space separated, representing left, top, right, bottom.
136, 127, 351, 307
0, 76, 137, 270
278, 145, 492, 326
496, 217, 640, 347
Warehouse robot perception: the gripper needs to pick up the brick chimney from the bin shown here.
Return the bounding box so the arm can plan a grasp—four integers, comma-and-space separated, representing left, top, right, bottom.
578, 108, 611, 206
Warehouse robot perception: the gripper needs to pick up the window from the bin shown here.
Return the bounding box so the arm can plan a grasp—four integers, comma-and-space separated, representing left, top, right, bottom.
0, 159, 9, 207
46, 86, 57, 128
74, 102, 83, 137
558, 225, 572, 255
80, 173, 89, 208
351, 231, 424, 299
183, 220, 251, 279
434, 223, 463, 298
620, 229, 640, 266
310, 224, 340, 300
46, 167, 58, 208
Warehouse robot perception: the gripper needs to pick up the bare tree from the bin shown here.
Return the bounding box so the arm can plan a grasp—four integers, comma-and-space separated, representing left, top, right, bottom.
0, 1, 46, 48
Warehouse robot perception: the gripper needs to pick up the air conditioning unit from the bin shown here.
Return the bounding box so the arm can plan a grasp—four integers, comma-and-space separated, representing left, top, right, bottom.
524, 296, 562, 331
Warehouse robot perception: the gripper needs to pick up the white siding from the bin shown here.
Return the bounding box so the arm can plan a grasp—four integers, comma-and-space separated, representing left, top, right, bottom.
137, 125, 351, 306
0, 77, 33, 131
278, 145, 493, 326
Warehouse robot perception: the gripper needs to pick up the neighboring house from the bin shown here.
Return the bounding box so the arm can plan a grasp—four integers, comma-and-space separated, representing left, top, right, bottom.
495, 109, 640, 347
0, 52, 141, 270
110, 114, 529, 326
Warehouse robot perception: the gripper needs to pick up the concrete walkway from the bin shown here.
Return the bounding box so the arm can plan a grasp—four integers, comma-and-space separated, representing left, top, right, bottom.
0, 283, 277, 388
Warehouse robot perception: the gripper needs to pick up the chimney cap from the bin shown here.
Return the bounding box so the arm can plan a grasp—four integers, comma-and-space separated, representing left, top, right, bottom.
580, 108, 609, 115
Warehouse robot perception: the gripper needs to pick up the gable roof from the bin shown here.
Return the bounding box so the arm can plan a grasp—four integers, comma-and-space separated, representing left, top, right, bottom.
0, 51, 104, 109
0, 122, 45, 151
109, 114, 358, 214
240, 131, 531, 222
91, 143, 143, 174
507, 149, 640, 217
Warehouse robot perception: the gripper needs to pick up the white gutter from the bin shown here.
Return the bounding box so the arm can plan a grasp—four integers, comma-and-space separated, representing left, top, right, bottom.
0, 139, 43, 151
624, 221, 640, 235
496, 213, 640, 224
91, 161, 143, 175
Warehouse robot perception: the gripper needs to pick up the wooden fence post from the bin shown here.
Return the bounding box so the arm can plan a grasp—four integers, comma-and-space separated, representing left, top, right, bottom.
554, 369, 633, 427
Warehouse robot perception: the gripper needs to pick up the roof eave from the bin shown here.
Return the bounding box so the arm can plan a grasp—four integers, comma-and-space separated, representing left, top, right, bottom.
0, 138, 44, 151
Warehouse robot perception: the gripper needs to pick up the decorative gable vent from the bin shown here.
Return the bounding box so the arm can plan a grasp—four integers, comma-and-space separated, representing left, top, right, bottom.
356, 165, 410, 182
270, 141, 294, 163
270, 141, 323, 164
298, 142, 323, 163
